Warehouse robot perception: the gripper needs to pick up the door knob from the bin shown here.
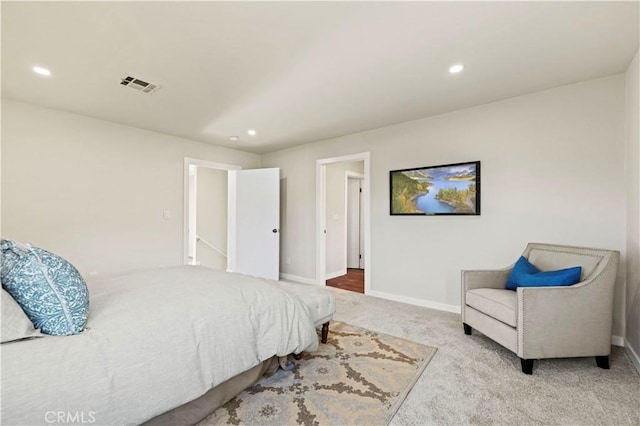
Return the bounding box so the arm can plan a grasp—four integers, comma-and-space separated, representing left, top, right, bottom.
272, 229, 279, 233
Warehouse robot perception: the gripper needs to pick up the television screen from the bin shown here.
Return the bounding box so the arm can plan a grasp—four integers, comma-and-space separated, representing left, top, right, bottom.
390, 161, 480, 215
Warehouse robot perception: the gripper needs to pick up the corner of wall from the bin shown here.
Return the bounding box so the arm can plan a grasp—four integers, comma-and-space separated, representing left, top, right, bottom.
624, 340, 640, 375
624, 48, 640, 365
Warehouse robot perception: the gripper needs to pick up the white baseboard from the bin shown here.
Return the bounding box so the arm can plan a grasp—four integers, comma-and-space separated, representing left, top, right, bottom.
367, 290, 461, 314
624, 340, 640, 375
325, 269, 346, 280
279, 273, 320, 286
611, 335, 624, 347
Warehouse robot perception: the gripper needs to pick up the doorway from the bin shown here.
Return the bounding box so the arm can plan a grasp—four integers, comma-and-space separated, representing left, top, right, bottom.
183, 159, 281, 280
325, 168, 364, 293
346, 172, 364, 270
183, 158, 240, 269
316, 153, 370, 294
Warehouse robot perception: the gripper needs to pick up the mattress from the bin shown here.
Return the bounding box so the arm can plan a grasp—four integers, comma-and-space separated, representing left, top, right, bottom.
1, 266, 318, 425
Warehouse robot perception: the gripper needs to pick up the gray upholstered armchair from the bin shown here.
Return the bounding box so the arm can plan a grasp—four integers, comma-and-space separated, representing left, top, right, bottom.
461, 243, 620, 374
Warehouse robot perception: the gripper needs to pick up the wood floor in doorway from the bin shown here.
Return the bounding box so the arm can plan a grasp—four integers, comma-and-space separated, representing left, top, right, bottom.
326, 268, 364, 293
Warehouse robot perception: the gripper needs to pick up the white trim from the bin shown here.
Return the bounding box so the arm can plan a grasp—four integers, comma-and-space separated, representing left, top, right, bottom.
624, 340, 640, 374
184, 157, 241, 170
367, 290, 461, 314
345, 171, 364, 270
345, 171, 364, 179
280, 273, 320, 286
187, 165, 198, 265
326, 269, 347, 280
316, 162, 327, 285
362, 157, 371, 293
183, 157, 241, 266
611, 335, 624, 347
227, 170, 237, 273
318, 152, 370, 164
316, 152, 371, 293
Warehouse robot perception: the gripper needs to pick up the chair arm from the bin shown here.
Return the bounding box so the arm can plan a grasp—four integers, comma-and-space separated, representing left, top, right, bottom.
517, 277, 615, 359
461, 268, 511, 309
462, 268, 511, 292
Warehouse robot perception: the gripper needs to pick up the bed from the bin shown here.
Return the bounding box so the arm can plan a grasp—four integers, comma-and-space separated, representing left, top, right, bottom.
1, 265, 319, 425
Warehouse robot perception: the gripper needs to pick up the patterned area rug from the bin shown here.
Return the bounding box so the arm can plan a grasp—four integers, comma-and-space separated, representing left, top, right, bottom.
200, 321, 437, 426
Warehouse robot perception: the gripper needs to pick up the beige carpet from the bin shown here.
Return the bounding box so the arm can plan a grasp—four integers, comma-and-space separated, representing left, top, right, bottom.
327, 287, 640, 426
201, 321, 437, 426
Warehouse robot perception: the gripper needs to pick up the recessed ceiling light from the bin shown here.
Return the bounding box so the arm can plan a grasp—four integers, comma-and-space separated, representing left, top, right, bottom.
247, 129, 257, 136
229, 136, 239, 141
33, 66, 51, 76
449, 64, 464, 74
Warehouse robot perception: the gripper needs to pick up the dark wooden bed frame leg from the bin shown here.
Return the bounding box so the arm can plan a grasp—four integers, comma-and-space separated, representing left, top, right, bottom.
596, 355, 609, 369
321, 322, 329, 344
291, 322, 331, 361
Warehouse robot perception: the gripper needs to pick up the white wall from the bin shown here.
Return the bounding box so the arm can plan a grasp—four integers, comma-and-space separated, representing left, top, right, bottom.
625, 50, 640, 366
325, 161, 364, 277
1, 99, 260, 276
263, 75, 627, 336
3, 75, 632, 342
195, 167, 228, 270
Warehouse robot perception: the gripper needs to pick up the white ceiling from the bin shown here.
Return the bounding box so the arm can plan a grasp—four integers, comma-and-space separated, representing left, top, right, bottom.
2, 1, 638, 154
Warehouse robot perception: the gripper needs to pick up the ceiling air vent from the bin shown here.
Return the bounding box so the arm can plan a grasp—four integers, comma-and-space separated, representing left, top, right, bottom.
120, 75, 160, 94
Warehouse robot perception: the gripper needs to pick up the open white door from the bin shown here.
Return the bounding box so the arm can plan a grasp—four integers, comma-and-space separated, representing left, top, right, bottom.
227, 168, 280, 280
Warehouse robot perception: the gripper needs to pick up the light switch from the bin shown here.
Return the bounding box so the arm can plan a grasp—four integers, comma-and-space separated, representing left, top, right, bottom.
163, 210, 171, 220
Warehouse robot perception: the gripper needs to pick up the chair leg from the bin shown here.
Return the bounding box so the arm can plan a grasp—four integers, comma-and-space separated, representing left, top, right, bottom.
321, 322, 329, 343
596, 355, 609, 369
463, 323, 472, 335
521, 358, 534, 375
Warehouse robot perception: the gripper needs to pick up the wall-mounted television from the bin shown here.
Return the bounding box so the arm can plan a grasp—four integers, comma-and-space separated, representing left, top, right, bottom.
390, 161, 480, 216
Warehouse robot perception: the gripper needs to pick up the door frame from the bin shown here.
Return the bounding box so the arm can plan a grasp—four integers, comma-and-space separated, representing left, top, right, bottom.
345, 171, 364, 270
182, 157, 241, 266
316, 152, 371, 293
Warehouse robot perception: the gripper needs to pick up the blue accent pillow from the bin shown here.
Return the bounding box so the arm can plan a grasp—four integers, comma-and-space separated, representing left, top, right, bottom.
505, 256, 539, 290
506, 256, 582, 290
1, 239, 89, 335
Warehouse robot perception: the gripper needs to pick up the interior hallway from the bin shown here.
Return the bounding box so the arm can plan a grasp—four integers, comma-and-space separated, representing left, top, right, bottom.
326, 268, 364, 293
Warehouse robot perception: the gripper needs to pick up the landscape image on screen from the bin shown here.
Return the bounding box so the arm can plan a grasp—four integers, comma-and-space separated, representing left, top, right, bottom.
391, 162, 478, 215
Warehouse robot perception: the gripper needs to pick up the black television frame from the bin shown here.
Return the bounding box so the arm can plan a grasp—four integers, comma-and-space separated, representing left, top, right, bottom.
389, 160, 481, 216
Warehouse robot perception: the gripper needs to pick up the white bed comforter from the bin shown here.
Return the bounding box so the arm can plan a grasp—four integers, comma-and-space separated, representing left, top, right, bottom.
1, 266, 318, 425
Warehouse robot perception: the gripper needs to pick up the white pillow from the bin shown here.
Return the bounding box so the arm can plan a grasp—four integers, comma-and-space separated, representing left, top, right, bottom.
1, 289, 43, 343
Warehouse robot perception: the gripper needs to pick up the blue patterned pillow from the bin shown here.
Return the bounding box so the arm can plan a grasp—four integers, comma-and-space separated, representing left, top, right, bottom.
1, 239, 89, 335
